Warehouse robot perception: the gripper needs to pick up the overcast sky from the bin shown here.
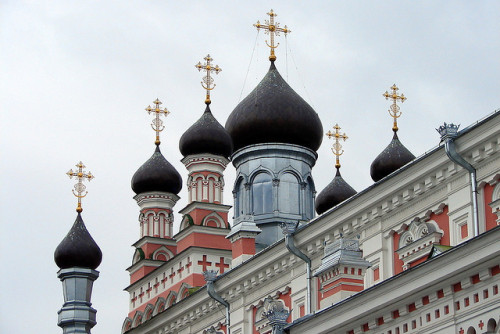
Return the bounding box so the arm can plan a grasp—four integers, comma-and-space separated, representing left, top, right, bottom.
1, 1, 499, 333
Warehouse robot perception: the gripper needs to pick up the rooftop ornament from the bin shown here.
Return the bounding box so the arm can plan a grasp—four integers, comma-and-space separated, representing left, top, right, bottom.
254, 9, 291, 62
383, 84, 407, 133
145, 98, 170, 146
326, 123, 348, 170
195, 54, 222, 105
66, 161, 94, 213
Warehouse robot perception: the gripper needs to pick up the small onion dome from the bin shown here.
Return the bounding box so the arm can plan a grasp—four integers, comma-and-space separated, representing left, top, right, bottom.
225, 62, 323, 152
315, 169, 357, 215
54, 213, 102, 270
131, 145, 182, 195
179, 105, 233, 158
370, 132, 415, 182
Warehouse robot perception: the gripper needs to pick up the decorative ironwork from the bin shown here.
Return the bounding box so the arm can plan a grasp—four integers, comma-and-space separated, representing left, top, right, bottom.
203, 270, 218, 283
145, 98, 170, 145
195, 54, 222, 105
437, 122, 460, 140
383, 84, 407, 132
254, 9, 291, 61
326, 123, 348, 169
66, 161, 94, 213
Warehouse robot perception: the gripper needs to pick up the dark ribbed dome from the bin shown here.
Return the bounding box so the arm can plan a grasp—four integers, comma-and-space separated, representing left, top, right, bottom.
179, 105, 233, 158
131, 145, 182, 195
225, 62, 323, 152
370, 132, 415, 182
315, 169, 357, 215
54, 213, 102, 270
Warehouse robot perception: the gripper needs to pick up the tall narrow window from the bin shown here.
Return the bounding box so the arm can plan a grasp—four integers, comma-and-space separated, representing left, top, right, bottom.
235, 178, 245, 217
279, 173, 300, 214
252, 173, 272, 215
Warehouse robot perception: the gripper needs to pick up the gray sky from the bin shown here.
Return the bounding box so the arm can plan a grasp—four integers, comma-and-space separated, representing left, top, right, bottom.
1, 1, 499, 333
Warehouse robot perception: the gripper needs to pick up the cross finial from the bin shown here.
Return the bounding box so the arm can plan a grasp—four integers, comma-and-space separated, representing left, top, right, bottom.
383, 84, 407, 132
145, 98, 170, 145
326, 123, 348, 169
195, 54, 222, 105
254, 9, 291, 62
66, 161, 94, 213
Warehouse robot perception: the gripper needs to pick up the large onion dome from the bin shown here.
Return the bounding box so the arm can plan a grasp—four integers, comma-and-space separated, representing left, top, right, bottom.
179, 105, 233, 158
315, 169, 357, 215
370, 132, 415, 182
225, 61, 323, 152
54, 213, 102, 270
131, 145, 182, 195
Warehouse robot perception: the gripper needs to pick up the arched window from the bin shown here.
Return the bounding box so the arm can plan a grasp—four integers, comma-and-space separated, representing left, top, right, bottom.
279, 173, 300, 214
252, 173, 272, 215
234, 178, 245, 217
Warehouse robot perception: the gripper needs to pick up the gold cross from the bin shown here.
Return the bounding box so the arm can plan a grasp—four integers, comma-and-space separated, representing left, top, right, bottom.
195, 54, 222, 105
67, 161, 94, 213
145, 98, 170, 145
383, 84, 407, 132
254, 9, 291, 61
326, 124, 348, 169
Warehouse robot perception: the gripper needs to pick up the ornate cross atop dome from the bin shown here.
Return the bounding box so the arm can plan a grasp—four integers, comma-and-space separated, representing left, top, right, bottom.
67, 161, 94, 213
145, 98, 170, 145
195, 54, 222, 105
383, 84, 407, 132
254, 9, 291, 61
326, 123, 348, 169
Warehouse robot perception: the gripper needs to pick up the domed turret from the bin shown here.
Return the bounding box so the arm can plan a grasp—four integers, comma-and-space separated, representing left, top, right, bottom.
225, 62, 323, 152
316, 169, 357, 214
131, 145, 182, 195
54, 213, 102, 270
179, 105, 233, 158
371, 84, 415, 182
316, 123, 356, 214
370, 132, 415, 182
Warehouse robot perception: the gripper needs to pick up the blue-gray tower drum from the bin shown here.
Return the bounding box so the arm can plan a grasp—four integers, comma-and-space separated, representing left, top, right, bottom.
225, 61, 323, 249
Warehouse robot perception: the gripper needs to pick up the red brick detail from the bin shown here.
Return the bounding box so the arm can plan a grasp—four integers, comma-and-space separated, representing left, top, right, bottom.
198, 255, 212, 271
392, 310, 400, 319
464, 297, 470, 307
348, 331, 354, 334
373, 267, 380, 281
491, 265, 500, 276
471, 274, 480, 284
474, 293, 479, 303
130, 265, 157, 284
215, 257, 229, 274
169, 268, 175, 283
483, 183, 497, 231
377, 317, 384, 326
231, 237, 256, 258
362, 323, 369, 332
479, 320, 485, 330
459, 328, 464, 334
408, 303, 416, 312
422, 296, 429, 305
453, 282, 462, 292
393, 231, 404, 275
409, 256, 427, 268
437, 289, 444, 298
461, 223, 468, 239
429, 206, 450, 246
435, 309, 440, 318
494, 285, 499, 295
299, 305, 305, 317
177, 263, 184, 277
177, 232, 231, 253
444, 305, 449, 314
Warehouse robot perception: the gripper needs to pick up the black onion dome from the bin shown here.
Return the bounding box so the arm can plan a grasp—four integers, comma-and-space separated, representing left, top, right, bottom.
131, 145, 182, 195
179, 105, 233, 158
370, 132, 416, 182
54, 213, 102, 270
315, 169, 357, 215
225, 62, 323, 152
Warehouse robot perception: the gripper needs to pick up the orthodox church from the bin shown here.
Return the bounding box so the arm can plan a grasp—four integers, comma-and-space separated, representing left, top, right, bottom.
54, 10, 500, 334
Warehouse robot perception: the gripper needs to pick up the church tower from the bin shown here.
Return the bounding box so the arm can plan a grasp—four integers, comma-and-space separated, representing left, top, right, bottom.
225, 10, 323, 250
177, 54, 233, 254
129, 99, 182, 284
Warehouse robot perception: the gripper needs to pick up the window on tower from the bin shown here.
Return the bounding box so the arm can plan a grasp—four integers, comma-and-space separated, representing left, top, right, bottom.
252, 173, 273, 215
279, 173, 300, 214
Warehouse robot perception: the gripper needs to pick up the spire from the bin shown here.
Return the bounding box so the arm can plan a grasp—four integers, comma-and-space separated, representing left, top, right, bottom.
254, 9, 291, 62
56, 162, 101, 334
383, 84, 407, 133
66, 161, 94, 213
195, 54, 222, 105
145, 98, 170, 146
326, 123, 348, 170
